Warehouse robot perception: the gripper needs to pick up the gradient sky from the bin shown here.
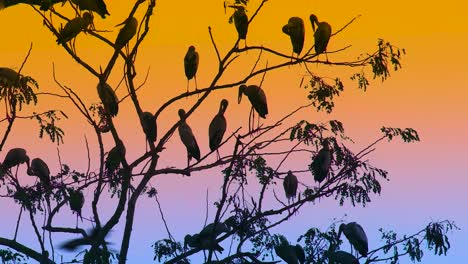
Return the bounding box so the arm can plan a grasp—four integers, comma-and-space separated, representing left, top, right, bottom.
0, 0, 466, 263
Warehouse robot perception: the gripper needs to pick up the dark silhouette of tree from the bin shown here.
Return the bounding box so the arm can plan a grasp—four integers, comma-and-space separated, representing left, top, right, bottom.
0, 0, 458, 264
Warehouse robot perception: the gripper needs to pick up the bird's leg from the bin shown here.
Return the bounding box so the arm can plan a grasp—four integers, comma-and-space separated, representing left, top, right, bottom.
125, 44, 130, 56
256, 113, 260, 133
75, 214, 79, 228
4, 99, 11, 122
195, 75, 199, 98
90, 20, 96, 31
325, 51, 329, 63
216, 149, 220, 161
186, 79, 189, 99
90, 12, 96, 31
248, 107, 254, 134
71, 38, 77, 55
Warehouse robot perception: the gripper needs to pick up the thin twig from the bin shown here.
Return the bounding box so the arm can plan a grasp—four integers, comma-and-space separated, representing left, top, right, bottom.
208, 26, 222, 63
154, 193, 176, 242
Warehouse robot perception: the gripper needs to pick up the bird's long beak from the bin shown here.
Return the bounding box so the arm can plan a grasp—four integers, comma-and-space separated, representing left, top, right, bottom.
238, 89, 243, 104
228, 5, 241, 10
115, 18, 129, 27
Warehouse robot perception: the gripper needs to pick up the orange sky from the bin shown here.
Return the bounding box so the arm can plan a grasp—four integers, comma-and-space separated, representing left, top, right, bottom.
0, 0, 465, 181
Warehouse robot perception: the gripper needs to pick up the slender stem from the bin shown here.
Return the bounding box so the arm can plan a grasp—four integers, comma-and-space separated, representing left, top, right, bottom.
13, 206, 23, 241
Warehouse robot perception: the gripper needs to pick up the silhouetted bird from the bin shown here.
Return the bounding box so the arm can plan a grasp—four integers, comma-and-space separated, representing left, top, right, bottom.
283, 170, 298, 201
0, 0, 60, 10
238, 84, 268, 132
184, 45, 199, 94
27, 158, 51, 186
310, 140, 332, 183
115, 17, 138, 50
178, 109, 201, 168
231, 5, 248, 49
310, 14, 332, 60
1, 148, 29, 177
71, 0, 110, 19
97, 81, 118, 117
184, 233, 224, 253
282, 17, 305, 58
56, 12, 93, 45
327, 250, 360, 264
0, 67, 22, 121
199, 222, 230, 238
105, 141, 126, 175
0, 67, 20, 86
68, 189, 85, 226
295, 244, 306, 264
184, 221, 229, 253
209, 99, 228, 158
140, 111, 157, 143
274, 236, 305, 264
60, 226, 111, 251
338, 222, 369, 257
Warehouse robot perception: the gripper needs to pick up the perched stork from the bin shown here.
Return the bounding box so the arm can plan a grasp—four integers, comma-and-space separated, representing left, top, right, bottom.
56, 12, 93, 48
27, 158, 51, 186
114, 17, 138, 51
209, 99, 228, 159
282, 17, 305, 58
310, 140, 332, 183
338, 222, 369, 257
97, 81, 119, 117
230, 5, 248, 49
309, 14, 332, 60
105, 141, 126, 176
178, 109, 201, 168
140, 111, 157, 143
283, 170, 298, 201
274, 235, 305, 264
238, 84, 268, 133
184, 45, 199, 94
1, 148, 29, 177
68, 189, 85, 227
